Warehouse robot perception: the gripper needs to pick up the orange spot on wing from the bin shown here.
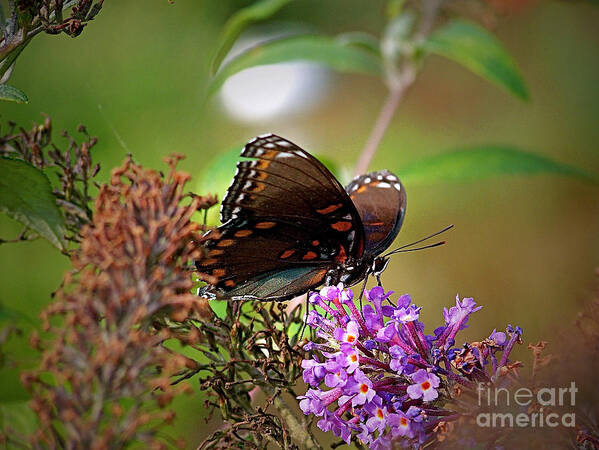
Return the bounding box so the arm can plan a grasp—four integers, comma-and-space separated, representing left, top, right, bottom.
208, 249, 224, 256
234, 230, 252, 237
280, 249, 295, 259
255, 221, 276, 229
303, 251, 318, 260
212, 268, 226, 277
316, 203, 342, 214
365, 222, 384, 226
312, 240, 320, 246
308, 269, 328, 284
224, 280, 236, 287
256, 160, 270, 169
331, 221, 352, 232
335, 245, 347, 263
217, 239, 235, 247
199, 258, 217, 266
255, 171, 268, 180
251, 183, 265, 193
357, 185, 367, 193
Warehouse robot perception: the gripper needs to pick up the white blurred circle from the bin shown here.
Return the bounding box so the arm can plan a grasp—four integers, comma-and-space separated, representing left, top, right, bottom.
219, 61, 330, 123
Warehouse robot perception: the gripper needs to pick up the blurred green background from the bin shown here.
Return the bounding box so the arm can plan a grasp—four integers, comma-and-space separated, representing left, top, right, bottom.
0, 0, 598, 446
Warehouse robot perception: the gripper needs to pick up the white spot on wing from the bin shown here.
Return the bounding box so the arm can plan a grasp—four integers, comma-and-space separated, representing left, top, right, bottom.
376, 182, 392, 188
394, 183, 401, 191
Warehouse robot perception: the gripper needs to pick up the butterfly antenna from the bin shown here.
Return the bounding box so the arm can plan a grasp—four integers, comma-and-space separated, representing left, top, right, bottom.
382, 224, 454, 257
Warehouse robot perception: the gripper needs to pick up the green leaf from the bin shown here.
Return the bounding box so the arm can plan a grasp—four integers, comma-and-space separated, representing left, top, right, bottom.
336, 31, 381, 57
0, 302, 34, 326
400, 146, 599, 185
211, 0, 293, 75
0, 158, 67, 251
0, 401, 37, 438
0, 84, 28, 103
208, 34, 382, 96
422, 20, 529, 101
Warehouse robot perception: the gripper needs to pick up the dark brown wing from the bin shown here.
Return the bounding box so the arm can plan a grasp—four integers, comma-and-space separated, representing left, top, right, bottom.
197, 134, 365, 301
346, 170, 406, 257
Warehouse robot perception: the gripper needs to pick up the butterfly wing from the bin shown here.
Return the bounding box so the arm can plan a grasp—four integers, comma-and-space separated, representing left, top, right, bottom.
346, 170, 406, 257
198, 134, 365, 301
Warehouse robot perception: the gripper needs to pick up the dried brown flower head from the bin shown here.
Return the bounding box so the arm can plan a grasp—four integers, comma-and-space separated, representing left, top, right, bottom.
23, 155, 216, 448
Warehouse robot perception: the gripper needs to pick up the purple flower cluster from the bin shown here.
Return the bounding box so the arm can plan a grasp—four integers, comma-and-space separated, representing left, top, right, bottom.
298, 284, 523, 448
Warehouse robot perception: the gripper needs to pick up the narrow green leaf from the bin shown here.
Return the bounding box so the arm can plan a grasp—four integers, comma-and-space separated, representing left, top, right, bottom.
423, 20, 529, 100
0, 158, 67, 251
208, 34, 382, 96
211, 0, 293, 75
400, 146, 599, 185
0, 84, 28, 103
336, 31, 381, 57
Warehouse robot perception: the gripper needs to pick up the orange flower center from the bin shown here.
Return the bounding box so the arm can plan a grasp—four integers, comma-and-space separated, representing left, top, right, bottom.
360, 384, 369, 394
400, 417, 408, 426
350, 355, 358, 362
377, 409, 384, 419
347, 335, 356, 343
421, 381, 431, 390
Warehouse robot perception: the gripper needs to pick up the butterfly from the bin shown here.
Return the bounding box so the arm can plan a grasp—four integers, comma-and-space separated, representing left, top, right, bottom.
197, 133, 406, 302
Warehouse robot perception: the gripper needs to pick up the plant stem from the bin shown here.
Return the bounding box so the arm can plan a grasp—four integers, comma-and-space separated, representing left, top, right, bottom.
353, 0, 444, 176
353, 66, 416, 177
263, 386, 322, 449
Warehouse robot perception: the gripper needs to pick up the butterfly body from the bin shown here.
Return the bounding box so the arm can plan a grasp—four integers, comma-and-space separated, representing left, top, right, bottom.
197, 134, 406, 301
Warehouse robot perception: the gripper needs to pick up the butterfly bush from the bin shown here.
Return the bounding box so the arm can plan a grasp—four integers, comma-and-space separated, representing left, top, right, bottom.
298, 284, 523, 448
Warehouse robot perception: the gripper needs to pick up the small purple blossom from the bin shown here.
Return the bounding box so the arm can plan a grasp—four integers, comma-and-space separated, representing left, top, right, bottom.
298, 284, 523, 447
334, 320, 360, 345
406, 369, 440, 402
301, 356, 326, 386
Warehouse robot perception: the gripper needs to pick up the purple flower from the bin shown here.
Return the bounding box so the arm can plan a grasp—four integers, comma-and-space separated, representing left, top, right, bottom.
395, 303, 421, 323
406, 369, 440, 402
389, 345, 407, 374
489, 328, 507, 346
370, 435, 392, 450
321, 284, 341, 301
324, 364, 349, 388
388, 410, 413, 438
317, 410, 352, 444
302, 356, 326, 386
298, 389, 326, 416
334, 320, 360, 345
298, 284, 524, 447
336, 344, 360, 373
365, 398, 389, 434
443, 296, 482, 329
347, 369, 377, 406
